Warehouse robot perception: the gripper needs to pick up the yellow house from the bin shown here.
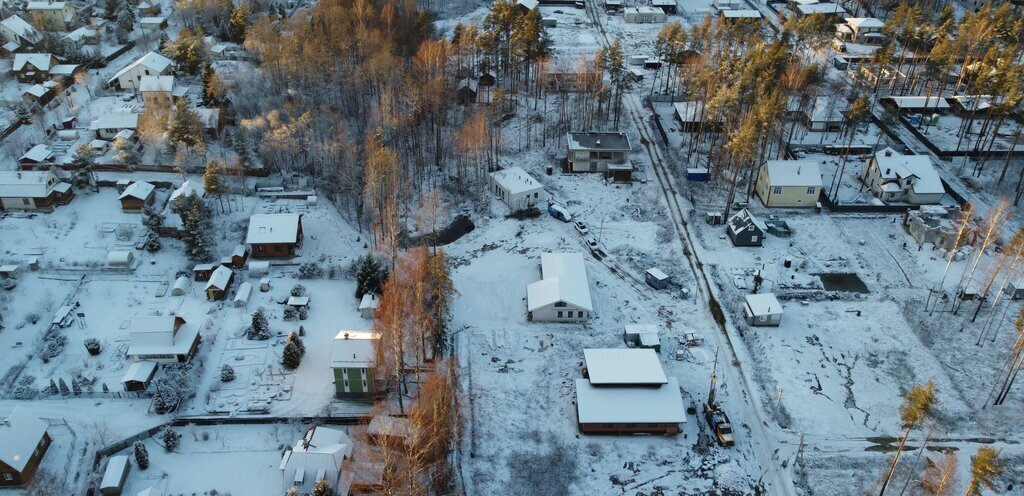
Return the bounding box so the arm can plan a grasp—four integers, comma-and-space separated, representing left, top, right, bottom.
26, 1, 77, 31
755, 160, 822, 207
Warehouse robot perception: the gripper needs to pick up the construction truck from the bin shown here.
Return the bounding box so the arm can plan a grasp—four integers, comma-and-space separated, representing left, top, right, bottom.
702, 372, 735, 447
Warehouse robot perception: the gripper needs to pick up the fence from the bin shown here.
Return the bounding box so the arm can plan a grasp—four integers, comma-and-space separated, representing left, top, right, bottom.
886, 113, 1024, 159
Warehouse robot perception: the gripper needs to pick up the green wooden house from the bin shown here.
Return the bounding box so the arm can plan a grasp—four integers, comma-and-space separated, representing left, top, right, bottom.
331, 331, 379, 398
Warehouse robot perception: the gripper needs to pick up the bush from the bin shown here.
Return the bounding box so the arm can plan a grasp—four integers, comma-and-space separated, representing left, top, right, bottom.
290, 284, 306, 297
298, 306, 308, 320
282, 332, 305, 370
84, 338, 101, 355
133, 440, 149, 470
220, 364, 235, 382
247, 308, 271, 340
160, 426, 181, 451
298, 262, 323, 279
506, 206, 542, 220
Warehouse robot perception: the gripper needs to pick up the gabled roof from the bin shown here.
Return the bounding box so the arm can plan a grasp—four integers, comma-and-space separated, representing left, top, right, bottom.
575, 378, 686, 424
0, 407, 49, 472
121, 360, 157, 384
23, 84, 48, 98
127, 316, 199, 357
744, 293, 783, 317
138, 74, 174, 92
762, 160, 822, 188
516, 0, 539, 10
246, 214, 302, 244
119, 180, 154, 200
583, 348, 668, 385
169, 180, 204, 204
63, 26, 97, 43
1, 15, 42, 44
205, 265, 232, 290
0, 171, 57, 198
871, 148, 944, 196
12, 53, 54, 72
280, 426, 353, 495
20, 144, 54, 163
27, 1, 69, 10
527, 253, 593, 311
490, 166, 543, 195
331, 331, 377, 368
92, 113, 140, 130
728, 208, 767, 233
108, 51, 173, 84
796, 3, 846, 15
846, 17, 884, 29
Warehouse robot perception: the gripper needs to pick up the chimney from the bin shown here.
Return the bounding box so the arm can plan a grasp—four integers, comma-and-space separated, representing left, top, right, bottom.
884, 149, 892, 157
885, 168, 891, 175
595, 139, 601, 147
344, 332, 350, 339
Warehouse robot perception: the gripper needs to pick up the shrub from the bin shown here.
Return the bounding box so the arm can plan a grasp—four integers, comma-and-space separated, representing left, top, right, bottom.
290, 284, 306, 297
159, 426, 181, 451
220, 364, 235, 382
298, 262, 323, 279
84, 338, 101, 355
133, 440, 149, 470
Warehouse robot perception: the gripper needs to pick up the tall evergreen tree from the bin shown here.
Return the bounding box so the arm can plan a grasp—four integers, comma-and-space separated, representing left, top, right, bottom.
171, 192, 213, 261
133, 440, 150, 470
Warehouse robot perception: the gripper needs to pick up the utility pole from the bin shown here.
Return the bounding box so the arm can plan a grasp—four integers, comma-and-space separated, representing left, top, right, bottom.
773, 388, 784, 422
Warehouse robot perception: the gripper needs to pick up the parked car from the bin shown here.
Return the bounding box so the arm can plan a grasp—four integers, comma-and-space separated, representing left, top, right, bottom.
548, 204, 572, 222
573, 221, 589, 235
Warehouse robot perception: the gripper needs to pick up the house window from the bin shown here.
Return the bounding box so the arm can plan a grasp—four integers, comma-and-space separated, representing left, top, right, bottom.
751, 236, 758, 243
344, 380, 349, 388
258, 246, 265, 252
360, 368, 366, 374
23, 198, 31, 205
362, 380, 368, 389
3, 474, 12, 481
557, 311, 563, 318
772, 187, 783, 195
806, 187, 816, 195
577, 311, 584, 318
554, 302, 566, 308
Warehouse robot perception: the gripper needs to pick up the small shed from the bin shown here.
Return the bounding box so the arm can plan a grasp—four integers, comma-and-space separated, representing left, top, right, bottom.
359, 293, 379, 319
230, 244, 249, 268
193, 263, 216, 281
170, 275, 190, 295
287, 296, 310, 308
0, 264, 20, 279
645, 268, 670, 289
726, 209, 767, 247
248, 260, 270, 277
259, 277, 271, 292
107, 251, 135, 267
100, 455, 131, 496
743, 293, 783, 327
205, 265, 233, 301
120, 360, 157, 392
233, 281, 253, 307
118, 181, 155, 212
1003, 277, 1024, 300
686, 168, 709, 181
623, 324, 661, 352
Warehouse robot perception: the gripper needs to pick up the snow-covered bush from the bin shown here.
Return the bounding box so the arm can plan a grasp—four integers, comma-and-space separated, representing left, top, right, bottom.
159, 426, 181, 451
84, 338, 101, 355
290, 284, 306, 297
133, 440, 149, 470
247, 308, 271, 340
298, 262, 323, 279
220, 364, 235, 382
283, 306, 297, 321
298, 306, 308, 320
282, 332, 305, 370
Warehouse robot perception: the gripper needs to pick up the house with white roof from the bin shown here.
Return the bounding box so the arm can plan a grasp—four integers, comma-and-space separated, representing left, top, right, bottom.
798, 96, 846, 132
247, 213, 304, 258
91, 113, 140, 139
861, 148, 945, 204
18, 144, 55, 166
754, 160, 822, 207
127, 315, 201, 363
575, 348, 686, 434
25, 1, 77, 31
515, 0, 539, 14
794, 2, 847, 17
138, 75, 187, 105
118, 180, 154, 211
107, 51, 173, 91
160, 180, 205, 236
743, 293, 784, 327
527, 253, 593, 322
11, 53, 56, 83
61, 26, 98, 48
205, 265, 234, 300
836, 17, 884, 45
331, 331, 380, 398
0, 171, 73, 211
488, 166, 546, 210
0, 15, 43, 50
0, 407, 52, 487
280, 425, 354, 495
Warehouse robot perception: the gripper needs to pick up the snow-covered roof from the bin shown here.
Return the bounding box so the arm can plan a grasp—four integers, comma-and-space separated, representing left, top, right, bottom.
762, 160, 822, 188
138, 75, 174, 92
0, 407, 48, 472
796, 3, 846, 15
121, 360, 157, 384
3, 40, 19, 52
517, 0, 539, 10
583, 348, 667, 385
359, 293, 379, 310
872, 148, 944, 196
0, 171, 57, 198
119, 180, 154, 200
950, 95, 1002, 112
63, 26, 97, 43
575, 378, 686, 424
168, 180, 204, 204
205, 266, 233, 291
566, 132, 631, 152
92, 113, 139, 131
331, 331, 376, 368
27, 1, 68, 10
107, 250, 133, 265
127, 316, 199, 357
527, 253, 593, 312
100, 455, 129, 491
107, 51, 172, 84
744, 293, 783, 317
457, 77, 478, 92
287, 296, 309, 307
246, 214, 302, 244
729, 208, 767, 233
882, 96, 950, 110
20, 144, 54, 163
490, 166, 543, 195
646, 267, 668, 281
1, 15, 42, 44
806, 96, 846, 123
845, 17, 883, 29
234, 281, 253, 304
12, 53, 53, 72
722, 9, 761, 18
280, 426, 353, 495
140, 16, 167, 26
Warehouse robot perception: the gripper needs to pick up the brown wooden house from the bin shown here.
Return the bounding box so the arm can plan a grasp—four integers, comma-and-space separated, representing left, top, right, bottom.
246, 214, 303, 258
0, 171, 73, 212
0, 407, 52, 487
205, 265, 234, 300
118, 181, 154, 212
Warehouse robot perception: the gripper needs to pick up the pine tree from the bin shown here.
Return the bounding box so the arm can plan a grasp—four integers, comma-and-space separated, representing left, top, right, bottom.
965, 447, 1002, 495
201, 63, 226, 106
116, 10, 133, 35
49, 379, 58, 395
282, 337, 303, 370
113, 137, 140, 166
287, 331, 305, 357
203, 160, 222, 207
142, 205, 163, 236
220, 364, 235, 382
310, 479, 333, 496
70, 144, 96, 188
248, 308, 271, 340
160, 426, 180, 451
158, 32, 169, 51
167, 100, 201, 149
133, 440, 149, 470
71, 379, 81, 395
172, 192, 213, 262
104, 0, 121, 19
58, 378, 69, 395
355, 253, 386, 299
228, 6, 249, 43
879, 381, 939, 495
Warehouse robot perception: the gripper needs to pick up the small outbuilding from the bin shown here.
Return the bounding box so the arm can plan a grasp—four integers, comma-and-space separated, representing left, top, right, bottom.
645, 268, 670, 289
106, 251, 135, 267
743, 293, 784, 327
726, 209, 767, 247
488, 166, 546, 210
120, 360, 157, 392
248, 260, 270, 277
118, 181, 154, 212
359, 293, 379, 319
0, 407, 52, 487
0, 264, 21, 279
230, 245, 249, 268
260, 277, 271, 292
233, 282, 253, 307
99, 455, 130, 496
205, 265, 234, 301
171, 276, 190, 296
623, 324, 661, 352
1004, 277, 1024, 300
287, 296, 310, 308
193, 263, 216, 281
